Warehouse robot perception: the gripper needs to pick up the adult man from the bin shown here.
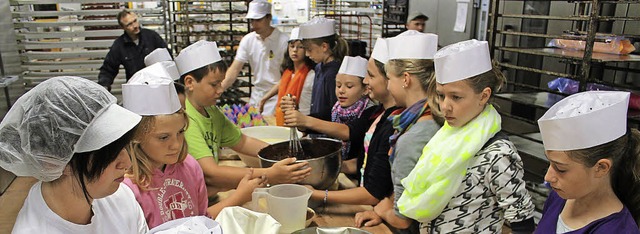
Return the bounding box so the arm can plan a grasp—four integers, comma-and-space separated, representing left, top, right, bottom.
406, 11, 429, 32
98, 9, 168, 91
221, 0, 289, 115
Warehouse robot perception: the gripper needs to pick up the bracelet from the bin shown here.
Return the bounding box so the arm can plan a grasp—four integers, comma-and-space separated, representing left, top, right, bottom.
323, 189, 328, 204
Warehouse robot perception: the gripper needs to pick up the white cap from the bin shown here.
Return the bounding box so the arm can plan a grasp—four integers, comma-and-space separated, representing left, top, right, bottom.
289, 27, 301, 41
144, 48, 172, 66
299, 17, 336, 39
175, 40, 222, 76
338, 56, 368, 78
538, 91, 630, 151
123, 63, 182, 116
387, 30, 438, 60
245, 0, 271, 19
75, 104, 141, 153
158, 61, 181, 81
434, 39, 492, 84
371, 38, 389, 64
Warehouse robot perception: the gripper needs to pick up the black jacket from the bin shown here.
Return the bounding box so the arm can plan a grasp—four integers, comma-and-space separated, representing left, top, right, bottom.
98, 28, 167, 87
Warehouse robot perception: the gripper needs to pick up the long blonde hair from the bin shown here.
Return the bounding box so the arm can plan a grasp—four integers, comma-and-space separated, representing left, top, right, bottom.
126, 110, 189, 190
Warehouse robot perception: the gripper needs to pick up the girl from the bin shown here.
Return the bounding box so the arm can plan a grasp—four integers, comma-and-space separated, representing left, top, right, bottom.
282, 56, 373, 177
296, 17, 349, 123
397, 39, 535, 233
355, 30, 441, 233
287, 40, 400, 207
122, 66, 265, 228
175, 40, 310, 196
536, 91, 640, 233
258, 27, 316, 125
0, 76, 146, 233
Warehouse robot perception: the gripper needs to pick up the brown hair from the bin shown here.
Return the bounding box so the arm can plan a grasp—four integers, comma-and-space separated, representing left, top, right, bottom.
304, 34, 349, 62
116, 9, 134, 27
281, 40, 315, 72
179, 61, 228, 83
568, 129, 640, 225
126, 110, 189, 190
372, 60, 388, 80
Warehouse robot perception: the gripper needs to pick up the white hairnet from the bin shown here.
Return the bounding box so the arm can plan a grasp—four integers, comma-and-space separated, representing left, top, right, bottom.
0, 76, 134, 181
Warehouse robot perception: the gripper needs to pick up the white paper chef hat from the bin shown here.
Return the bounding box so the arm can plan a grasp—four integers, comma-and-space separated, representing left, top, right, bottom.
175, 40, 222, 76
299, 17, 336, 39
371, 38, 388, 64
157, 61, 181, 81
387, 30, 438, 60
149, 216, 223, 234
246, 0, 271, 19
338, 56, 368, 78
434, 39, 492, 84
289, 27, 301, 41
538, 91, 630, 151
123, 63, 182, 116
145, 48, 172, 66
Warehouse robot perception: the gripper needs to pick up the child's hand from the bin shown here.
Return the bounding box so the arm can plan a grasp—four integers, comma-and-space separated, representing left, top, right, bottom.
235, 169, 267, 204
267, 158, 312, 184
283, 110, 307, 127
258, 98, 268, 113
354, 210, 382, 228
373, 196, 394, 216
280, 95, 297, 112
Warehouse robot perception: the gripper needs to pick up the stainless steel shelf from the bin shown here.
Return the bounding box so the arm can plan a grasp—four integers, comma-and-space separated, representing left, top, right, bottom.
11, 0, 159, 4
17, 30, 122, 39
19, 40, 113, 50
14, 19, 164, 28
21, 50, 109, 60
497, 47, 640, 63
12, 8, 162, 17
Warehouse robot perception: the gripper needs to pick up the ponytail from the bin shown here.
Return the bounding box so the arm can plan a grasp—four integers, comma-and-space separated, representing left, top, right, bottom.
569, 129, 640, 225
304, 34, 349, 62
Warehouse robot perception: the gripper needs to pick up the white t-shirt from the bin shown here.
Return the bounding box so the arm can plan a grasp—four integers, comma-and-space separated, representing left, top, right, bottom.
12, 181, 148, 234
235, 28, 289, 116
298, 70, 315, 115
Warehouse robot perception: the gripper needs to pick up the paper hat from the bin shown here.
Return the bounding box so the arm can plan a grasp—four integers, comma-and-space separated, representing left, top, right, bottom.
434, 39, 492, 84
175, 40, 222, 76
289, 27, 301, 41
387, 30, 438, 60
299, 17, 336, 39
407, 11, 429, 24
246, 0, 271, 19
123, 63, 182, 116
145, 48, 172, 66
371, 38, 389, 64
338, 56, 368, 78
157, 61, 181, 81
538, 91, 630, 151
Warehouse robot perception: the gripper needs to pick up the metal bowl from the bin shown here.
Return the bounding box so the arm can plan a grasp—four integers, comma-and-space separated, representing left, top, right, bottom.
258, 138, 342, 189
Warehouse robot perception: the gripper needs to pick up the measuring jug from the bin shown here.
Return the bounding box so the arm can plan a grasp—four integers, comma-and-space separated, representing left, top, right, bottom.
252, 184, 312, 233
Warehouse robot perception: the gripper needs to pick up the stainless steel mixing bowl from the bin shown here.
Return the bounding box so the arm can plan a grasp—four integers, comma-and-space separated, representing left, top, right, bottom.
258, 138, 342, 189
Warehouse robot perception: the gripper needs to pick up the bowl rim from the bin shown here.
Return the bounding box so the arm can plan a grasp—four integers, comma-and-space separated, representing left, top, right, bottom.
257, 137, 342, 163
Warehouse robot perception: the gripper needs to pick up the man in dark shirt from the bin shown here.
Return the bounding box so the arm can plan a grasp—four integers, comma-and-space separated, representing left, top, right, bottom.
98, 9, 167, 91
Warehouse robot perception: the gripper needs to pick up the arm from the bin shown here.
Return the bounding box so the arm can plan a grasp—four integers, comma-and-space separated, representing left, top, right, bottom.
377, 196, 413, 229
98, 45, 121, 89
206, 169, 267, 218
309, 186, 379, 206
298, 70, 315, 115
222, 59, 245, 90
283, 109, 350, 140
487, 142, 535, 233
259, 82, 280, 113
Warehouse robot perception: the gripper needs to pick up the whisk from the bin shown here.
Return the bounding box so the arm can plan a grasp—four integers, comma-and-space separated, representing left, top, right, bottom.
286, 94, 305, 159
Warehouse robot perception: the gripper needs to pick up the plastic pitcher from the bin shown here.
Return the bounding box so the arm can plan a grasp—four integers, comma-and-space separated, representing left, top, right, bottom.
252, 184, 312, 233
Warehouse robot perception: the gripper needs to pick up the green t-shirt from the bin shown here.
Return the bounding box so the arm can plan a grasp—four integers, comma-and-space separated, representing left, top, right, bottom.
184, 98, 242, 161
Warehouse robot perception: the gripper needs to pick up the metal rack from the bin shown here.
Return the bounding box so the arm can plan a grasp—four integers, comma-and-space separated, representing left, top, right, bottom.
488, 0, 640, 211
166, 0, 251, 105
381, 0, 406, 37
10, 0, 167, 96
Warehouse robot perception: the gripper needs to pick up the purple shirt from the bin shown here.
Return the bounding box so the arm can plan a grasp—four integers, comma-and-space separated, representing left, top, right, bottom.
124, 155, 208, 229
535, 191, 639, 233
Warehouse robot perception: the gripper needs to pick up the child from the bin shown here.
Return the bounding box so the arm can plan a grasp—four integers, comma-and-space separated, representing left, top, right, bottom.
398, 39, 535, 232
122, 65, 265, 228
295, 17, 349, 123
0, 76, 147, 233
174, 40, 310, 196
258, 27, 316, 124
536, 91, 640, 232
282, 56, 373, 175
354, 30, 441, 233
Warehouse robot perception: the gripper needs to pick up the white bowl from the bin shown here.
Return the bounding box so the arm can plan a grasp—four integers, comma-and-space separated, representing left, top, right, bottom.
239, 126, 302, 168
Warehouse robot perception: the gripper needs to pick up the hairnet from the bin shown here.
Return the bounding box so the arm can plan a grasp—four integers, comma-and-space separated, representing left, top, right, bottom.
0, 76, 138, 181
